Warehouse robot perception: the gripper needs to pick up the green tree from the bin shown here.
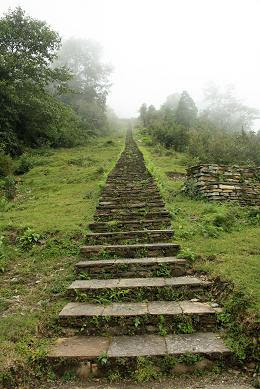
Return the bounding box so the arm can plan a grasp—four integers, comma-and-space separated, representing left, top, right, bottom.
139, 103, 148, 127
175, 90, 198, 127
0, 7, 79, 154
202, 84, 259, 132
55, 38, 112, 134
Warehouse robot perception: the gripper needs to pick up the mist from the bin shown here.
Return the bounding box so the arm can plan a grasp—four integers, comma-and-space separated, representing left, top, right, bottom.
0, 0, 259, 128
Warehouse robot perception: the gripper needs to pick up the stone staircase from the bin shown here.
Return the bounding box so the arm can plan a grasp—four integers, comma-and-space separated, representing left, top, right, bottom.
49, 130, 231, 378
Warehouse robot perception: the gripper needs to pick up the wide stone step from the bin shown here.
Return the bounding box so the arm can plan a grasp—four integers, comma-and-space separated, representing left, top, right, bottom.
89, 219, 171, 232
48, 332, 231, 360
85, 229, 173, 244
76, 257, 187, 278
98, 200, 165, 208
68, 276, 210, 302
100, 195, 162, 203
94, 211, 171, 222
102, 189, 160, 196
59, 301, 222, 335
96, 205, 165, 214
80, 242, 180, 259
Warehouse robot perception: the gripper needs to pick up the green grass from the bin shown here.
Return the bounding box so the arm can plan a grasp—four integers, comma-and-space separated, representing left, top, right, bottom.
135, 131, 260, 313
0, 134, 124, 383
0, 136, 124, 232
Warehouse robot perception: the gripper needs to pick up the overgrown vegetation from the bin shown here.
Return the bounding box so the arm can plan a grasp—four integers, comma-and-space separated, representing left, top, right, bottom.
0, 7, 126, 171
0, 134, 124, 385
138, 86, 260, 165
136, 130, 259, 365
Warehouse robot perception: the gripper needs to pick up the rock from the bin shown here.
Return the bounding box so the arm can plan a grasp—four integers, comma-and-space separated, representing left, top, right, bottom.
211, 303, 219, 308
91, 363, 103, 378
194, 358, 214, 371
172, 363, 192, 375
76, 362, 91, 380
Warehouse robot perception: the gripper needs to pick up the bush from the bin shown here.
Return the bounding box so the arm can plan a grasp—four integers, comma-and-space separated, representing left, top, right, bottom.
1, 176, 17, 200
15, 153, 35, 174
0, 152, 14, 177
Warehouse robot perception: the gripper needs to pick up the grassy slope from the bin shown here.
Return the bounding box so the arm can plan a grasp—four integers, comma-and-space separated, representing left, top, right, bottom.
0, 134, 124, 380
135, 131, 260, 313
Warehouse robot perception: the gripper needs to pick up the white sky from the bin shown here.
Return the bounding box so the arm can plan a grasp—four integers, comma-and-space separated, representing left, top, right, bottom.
1, 0, 260, 123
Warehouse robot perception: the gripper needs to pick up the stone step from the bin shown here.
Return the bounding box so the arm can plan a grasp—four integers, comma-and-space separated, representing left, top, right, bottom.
89, 219, 171, 232
102, 189, 160, 196
97, 201, 165, 210
48, 332, 231, 361
76, 257, 187, 278
99, 199, 164, 207
80, 242, 180, 259
100, 195, 162, 202
68, 276, 211, 302
59, 301, 221, 335
85, 229, 173, 244
94, 211, 171, 222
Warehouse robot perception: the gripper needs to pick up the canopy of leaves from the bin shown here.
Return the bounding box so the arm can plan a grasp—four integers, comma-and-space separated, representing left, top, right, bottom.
0, 8, 94, 155
138, 89, 260, 165
55, 38, 112, 134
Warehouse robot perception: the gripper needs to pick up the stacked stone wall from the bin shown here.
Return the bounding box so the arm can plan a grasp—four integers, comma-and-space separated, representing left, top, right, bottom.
186, 164, 260, 206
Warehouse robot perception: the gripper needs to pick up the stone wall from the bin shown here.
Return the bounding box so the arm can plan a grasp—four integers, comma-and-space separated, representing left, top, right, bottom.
186, 164, 260, 206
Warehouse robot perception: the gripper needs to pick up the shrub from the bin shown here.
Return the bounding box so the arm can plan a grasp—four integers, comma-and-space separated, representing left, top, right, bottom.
15, 153, 35, 175
19, 228, 41, 249
0, 152, 14, 177
1, 176, 17, 200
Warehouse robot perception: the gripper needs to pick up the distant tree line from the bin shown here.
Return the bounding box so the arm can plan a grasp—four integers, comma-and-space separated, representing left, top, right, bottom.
0, 7, 119, 159
138, 88, 260, 165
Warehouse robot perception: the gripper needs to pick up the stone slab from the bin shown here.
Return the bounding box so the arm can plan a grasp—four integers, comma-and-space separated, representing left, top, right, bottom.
49, 332, 231, 359
148, 301, 182, 315
68, 279, 120, 290
180, 301, 215, 314
69, 276, 208, 291
165, 276, 210, 286
165, 332, 230, 355
108, 334, 167, 357
103, 302, 148, 316
59, 303, 105, 317
117, 277, 165, 288
48, 336, 110, 358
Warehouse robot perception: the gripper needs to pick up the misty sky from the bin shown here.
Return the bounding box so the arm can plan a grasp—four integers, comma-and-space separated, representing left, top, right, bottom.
1, 0, 260, 123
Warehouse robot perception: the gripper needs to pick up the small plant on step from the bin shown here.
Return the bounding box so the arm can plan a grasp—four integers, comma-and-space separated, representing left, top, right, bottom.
177, 248, 197, 264
97, 352, 109, 366
133, 356, 161, 382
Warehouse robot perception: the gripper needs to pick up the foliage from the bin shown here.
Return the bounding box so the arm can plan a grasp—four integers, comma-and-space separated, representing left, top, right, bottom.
175, 90, 198, 127
138, 87, 260, 165
137, 131, 260, 313
188, 119, 260, 165
15, 153, 36, 175
0, 152, 14, 177
19, 228, 41, 249
1, 176, 17, 199
0, 134, 123, 385
202, 84, 259, 132
55, 37, 112, 135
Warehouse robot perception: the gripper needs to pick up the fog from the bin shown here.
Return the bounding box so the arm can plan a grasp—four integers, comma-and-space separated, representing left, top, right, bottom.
1, 0, 259, 125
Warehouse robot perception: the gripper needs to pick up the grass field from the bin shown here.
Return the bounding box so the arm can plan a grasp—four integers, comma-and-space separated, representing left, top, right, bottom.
135, 131, 260, 313
0, 134, 124, 382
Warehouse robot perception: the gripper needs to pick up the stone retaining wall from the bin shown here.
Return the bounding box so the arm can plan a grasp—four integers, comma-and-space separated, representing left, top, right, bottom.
186, 164, 260, 205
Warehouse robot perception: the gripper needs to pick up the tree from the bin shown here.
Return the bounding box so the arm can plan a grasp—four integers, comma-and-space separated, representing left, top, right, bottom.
202, 84, 259, 132
139, 103, 147, 127
0, 7, 77, 153
175, 91, 198, 127
55, 38, 112, 133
